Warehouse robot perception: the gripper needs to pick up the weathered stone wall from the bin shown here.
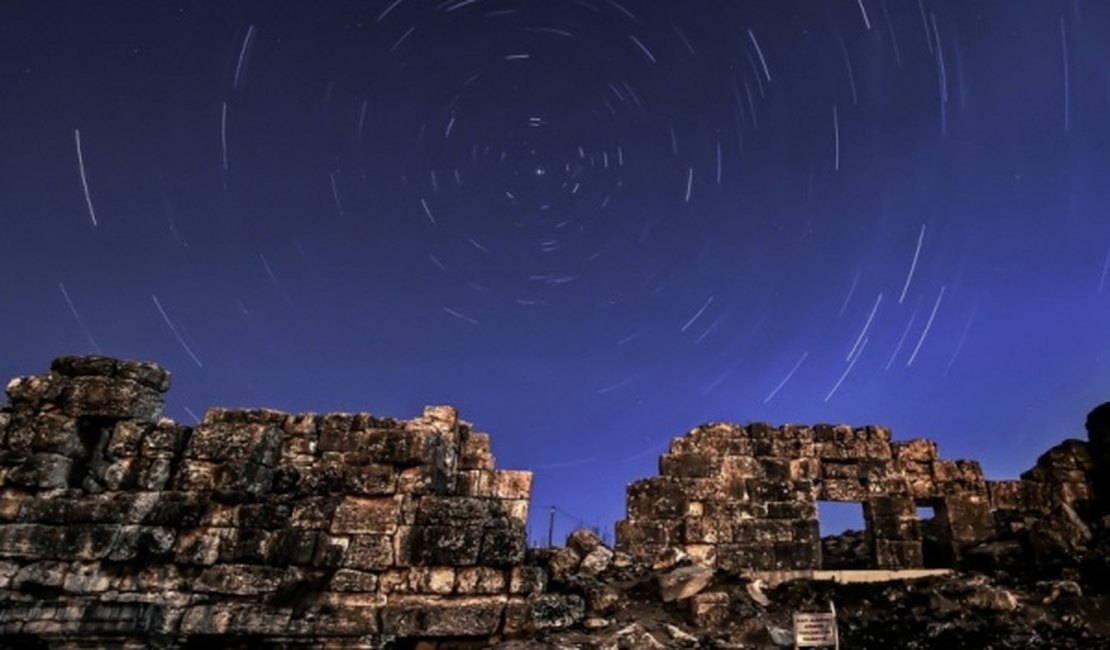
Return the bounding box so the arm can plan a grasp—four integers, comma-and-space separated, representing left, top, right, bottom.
614, 420, 1095, 573
0, 357, 538, 647
0, 355, 1104, 647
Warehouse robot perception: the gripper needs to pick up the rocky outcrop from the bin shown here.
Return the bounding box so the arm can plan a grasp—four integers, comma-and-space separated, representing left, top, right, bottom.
1, 356, 1109, 648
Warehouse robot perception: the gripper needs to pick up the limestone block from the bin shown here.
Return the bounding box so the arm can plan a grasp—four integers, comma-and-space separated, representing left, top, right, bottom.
659, 452, 719, 479
341, 534, 394, 570
409, 566, 456, 594
733, 519, 794, 545
715, 543, 775, 572
407, 525, 482, 566
873, 539, 924, 569
270, 528, 323, 565
525, 594, 584, 631
7, 453, 73, 490
683, 516, 732, 544
290, 497, 341, 530
774, 541, 819, 570
689, 591, 730, 628
658, 565, 714, 602
456, 566, 507, 594
397, 464, 449, 496
344, 456, 397, 492
492, 470, 532, 500
415, 497, 491, 525
479, 518, 527, 566
627, 478, 688, 519
330, 497, 401, 534
817, 478, 868, 501
330, 568, 379, 592
195, 564, 291, 595
987, 480, 1025, 510
51, 356, 171, 392
173, 527, 236, 565
457, 469, 493, 497
60, 376, 163, 422
459, 432, 494, 470
0, 524, 119, 561
892, 439, 938, 463
381, 595, 506, 637
508, 565, 547, 595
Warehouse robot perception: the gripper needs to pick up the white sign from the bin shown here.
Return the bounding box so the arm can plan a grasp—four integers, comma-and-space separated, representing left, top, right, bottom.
793, 611, 838, 648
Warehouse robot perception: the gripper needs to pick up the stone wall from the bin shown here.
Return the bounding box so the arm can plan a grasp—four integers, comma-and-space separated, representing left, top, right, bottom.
0, 355, 1104, 647
615, 420, 1096, 573
0, 357, 538, 647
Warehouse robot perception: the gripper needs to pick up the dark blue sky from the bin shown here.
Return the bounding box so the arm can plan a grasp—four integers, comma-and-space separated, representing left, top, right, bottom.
3, 0, 1109, 542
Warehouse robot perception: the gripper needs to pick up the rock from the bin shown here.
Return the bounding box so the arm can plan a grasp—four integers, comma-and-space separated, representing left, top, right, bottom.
567, 528, 604, 556
664, 623, 699, 646
615, 623, 665, 650
658, 565, 714, 602
767, 625, 794, 646
548, 546, 582, 582
528, 594, 585, 631
745, 578, 770, 607
964, 585, 1019, 612
1040, 579, 1083, 604
579, 546, 614, 577
651, 546, 688, 571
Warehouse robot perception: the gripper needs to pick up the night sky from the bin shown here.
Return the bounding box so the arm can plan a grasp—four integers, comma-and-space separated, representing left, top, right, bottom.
3, 1, 1110, 542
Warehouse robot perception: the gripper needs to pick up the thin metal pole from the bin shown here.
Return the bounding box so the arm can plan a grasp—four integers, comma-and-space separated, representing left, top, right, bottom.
547, 505, 556, 548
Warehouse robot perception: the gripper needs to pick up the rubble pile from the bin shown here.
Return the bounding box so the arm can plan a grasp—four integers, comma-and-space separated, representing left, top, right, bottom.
0, 356, 1108, 648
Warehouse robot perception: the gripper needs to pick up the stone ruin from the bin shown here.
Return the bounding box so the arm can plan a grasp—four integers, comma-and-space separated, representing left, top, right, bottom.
0, 356, 1104, 647
615, 420, 1094, 574
0, 356, 539, 646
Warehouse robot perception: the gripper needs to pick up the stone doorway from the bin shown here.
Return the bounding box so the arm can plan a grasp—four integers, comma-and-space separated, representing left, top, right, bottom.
916, 500, 955, 568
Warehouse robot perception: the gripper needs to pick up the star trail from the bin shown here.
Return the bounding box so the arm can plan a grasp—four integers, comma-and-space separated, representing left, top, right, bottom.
2, 0, 1110, 541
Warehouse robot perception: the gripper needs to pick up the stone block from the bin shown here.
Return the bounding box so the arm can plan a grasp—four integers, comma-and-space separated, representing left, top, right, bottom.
7, 453, 73, 489
397, 464, 450, 495
627, 477, 687, 519
341, 534, 394, 570
818, 478, 867, 501
721, 455, 761, 479
774, 541, 819, 570
456, 566, 507, 594
716, 543, 775, 572
459, 432, 494, 470
270, 528, 322, 566
0, 524, 119, 560
60, 375, 164, 421
290, 497, 340, 530
330, 568, 379, 592
659, 452, 719, 479
416, 497, 492, 525
173, 527, 236, 565
987, 480, 1024, 510
410, 566, 456, 594
408, 525, 483, 566
733, 519, 794, 544
330, 497, 401, 534
873, 539, 924, 569
509, 565, 547, 595
689, 591, 730, 628
51, 355, 171, 392
195, 564, 290, 595
683, 516, 732, 544
526, 594, 584, 632
381, 595, 505, 637
892, 439, 938, 463
479, 518, 527, 566
492, 470, 532, 499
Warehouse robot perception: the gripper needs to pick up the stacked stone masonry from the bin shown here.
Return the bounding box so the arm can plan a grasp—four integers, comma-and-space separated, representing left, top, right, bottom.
615, 420, 1097, 573
0, 357, 538, 646
0, 356, 1102, 647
